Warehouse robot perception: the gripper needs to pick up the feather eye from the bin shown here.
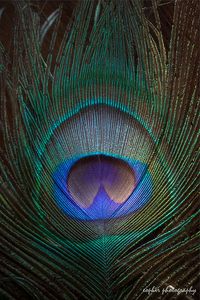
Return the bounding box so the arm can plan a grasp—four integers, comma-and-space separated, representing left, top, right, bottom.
0, 0, 199, 299
38, 103, 155, 221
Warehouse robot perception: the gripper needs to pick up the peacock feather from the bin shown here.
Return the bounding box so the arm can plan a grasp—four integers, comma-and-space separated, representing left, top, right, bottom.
0, 0, 199, 299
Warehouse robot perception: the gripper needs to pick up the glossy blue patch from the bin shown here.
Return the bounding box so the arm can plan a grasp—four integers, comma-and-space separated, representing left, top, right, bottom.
53, 154, 153, 220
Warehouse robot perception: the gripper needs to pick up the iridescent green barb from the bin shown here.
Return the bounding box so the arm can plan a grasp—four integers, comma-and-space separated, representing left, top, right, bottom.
0, 0, 199, 299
